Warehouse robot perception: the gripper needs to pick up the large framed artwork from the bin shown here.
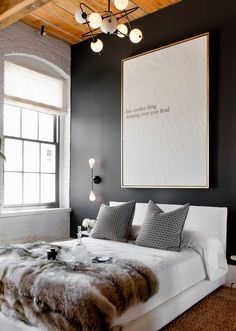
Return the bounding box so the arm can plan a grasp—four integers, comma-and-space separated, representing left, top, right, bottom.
121, 33, 209, 188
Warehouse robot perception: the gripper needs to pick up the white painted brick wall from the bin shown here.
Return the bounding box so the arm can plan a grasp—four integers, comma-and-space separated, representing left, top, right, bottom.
0, 209, 70, 244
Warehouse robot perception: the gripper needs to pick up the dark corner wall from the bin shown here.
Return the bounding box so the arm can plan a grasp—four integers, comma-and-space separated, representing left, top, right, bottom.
71, 0, 236, 261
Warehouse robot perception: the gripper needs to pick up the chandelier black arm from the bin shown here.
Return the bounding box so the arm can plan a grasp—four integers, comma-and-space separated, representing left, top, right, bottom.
81, 29, 101, 39
86, 22, 98, 42
80, 0, 119, 16
79, 3, 139, 21
102, 6, 139, 20
118, 6, 139, 17
80, 2, 94, 14
124, 9, 132, 30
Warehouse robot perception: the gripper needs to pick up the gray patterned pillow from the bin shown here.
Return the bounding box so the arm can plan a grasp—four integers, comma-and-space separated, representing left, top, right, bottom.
135, 201, 189, 251
90, 201, 136, 242
129, 203, 163, 240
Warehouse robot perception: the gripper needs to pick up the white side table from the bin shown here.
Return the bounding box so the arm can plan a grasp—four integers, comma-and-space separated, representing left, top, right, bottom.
230, 256, 236, 293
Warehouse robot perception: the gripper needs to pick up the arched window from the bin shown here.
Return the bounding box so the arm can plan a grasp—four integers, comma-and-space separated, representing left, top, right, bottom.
3, 58, 67, 208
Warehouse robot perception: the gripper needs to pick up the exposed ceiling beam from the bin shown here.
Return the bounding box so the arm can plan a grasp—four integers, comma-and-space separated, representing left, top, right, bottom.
0, 0, 54, 29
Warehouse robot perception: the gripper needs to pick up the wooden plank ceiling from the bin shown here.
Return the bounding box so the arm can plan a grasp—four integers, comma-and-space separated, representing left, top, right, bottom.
0, 0, 181, 45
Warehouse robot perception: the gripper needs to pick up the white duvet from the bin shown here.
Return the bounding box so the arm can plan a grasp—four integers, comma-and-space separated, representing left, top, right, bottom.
55, 236, 227, 327
182, 230, 228, 280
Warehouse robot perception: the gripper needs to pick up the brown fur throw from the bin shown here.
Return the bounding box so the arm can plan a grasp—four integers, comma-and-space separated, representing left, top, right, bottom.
0, 242, 158, 331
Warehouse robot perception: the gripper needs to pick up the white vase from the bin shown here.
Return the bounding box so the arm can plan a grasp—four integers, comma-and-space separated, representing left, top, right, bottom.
72, 231, 87, 263
72, 244, 87, 263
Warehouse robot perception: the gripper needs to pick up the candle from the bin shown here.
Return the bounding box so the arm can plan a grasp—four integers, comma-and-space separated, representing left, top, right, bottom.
78, 226, 81, 233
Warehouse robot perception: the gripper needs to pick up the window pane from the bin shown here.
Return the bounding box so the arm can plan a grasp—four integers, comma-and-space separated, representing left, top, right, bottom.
4, 138, 22, 171
4, 104, 21, 137
22, 108, 38, 140
23, 173, 39, 204
39, 113, 54, 142
41, 144, 56, 173
41, 174, 55, 203
24, 141, 39, 172
4, 172, 22, 205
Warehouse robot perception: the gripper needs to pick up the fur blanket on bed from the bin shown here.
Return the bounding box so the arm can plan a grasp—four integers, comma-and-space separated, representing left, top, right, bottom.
0, 242, 158, 331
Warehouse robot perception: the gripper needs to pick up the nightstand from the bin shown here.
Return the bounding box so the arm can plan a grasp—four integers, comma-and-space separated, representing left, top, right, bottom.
230, 256, 236, 293
82, 231, 90, 238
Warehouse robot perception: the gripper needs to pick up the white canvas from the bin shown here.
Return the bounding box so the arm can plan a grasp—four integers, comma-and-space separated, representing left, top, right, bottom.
122, 34, 209, 188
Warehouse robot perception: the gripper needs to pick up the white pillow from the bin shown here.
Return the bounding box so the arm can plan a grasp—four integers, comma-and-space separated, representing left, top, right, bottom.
129, 225, 141, 240
182, 230, 228, 280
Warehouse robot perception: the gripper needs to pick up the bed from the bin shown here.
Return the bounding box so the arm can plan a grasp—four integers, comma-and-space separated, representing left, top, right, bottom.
110, 201, 228, 331
0, 201, 228, 331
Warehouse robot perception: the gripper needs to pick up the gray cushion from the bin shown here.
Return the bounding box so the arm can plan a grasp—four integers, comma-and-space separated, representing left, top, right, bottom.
135, 201, 189, 251
129, 204, 163, 240
90, 201, 136, 242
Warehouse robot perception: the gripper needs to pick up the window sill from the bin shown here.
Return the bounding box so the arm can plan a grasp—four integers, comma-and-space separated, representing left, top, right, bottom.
0, 207, 71, 218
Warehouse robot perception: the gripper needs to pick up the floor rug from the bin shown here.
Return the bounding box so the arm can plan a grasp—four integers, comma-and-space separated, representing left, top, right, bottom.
161, 294, 236, 330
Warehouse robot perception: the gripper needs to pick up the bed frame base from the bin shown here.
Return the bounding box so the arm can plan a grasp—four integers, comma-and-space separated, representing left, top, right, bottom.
113, 276, 226, 331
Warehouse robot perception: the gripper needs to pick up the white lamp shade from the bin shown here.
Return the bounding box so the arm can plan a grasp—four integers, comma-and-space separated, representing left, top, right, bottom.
114, 0, 129, 10
88, 158, 95, 169
117, 24, 128, 38
89, 190, 96, 201
88, 12, 102, 29
101, 16, 118, 34
129, 28, 143, 43
75, 9, 87, 24
90, 39, 103, 53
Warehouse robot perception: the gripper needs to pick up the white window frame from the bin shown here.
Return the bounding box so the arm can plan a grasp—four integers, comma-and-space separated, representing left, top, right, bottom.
3, 101, 60, 209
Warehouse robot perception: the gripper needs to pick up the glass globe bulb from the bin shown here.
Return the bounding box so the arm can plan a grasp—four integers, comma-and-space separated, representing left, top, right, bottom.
129, 28, 143, 43
75, 9, 87, 24
88, 158, 95, 169
88, 12, 102, 29
90, 39, 103, 53
101, 16, 118, 34
114, 0, 129, 10
117, 23, 128, 38
89, 190, 96, 201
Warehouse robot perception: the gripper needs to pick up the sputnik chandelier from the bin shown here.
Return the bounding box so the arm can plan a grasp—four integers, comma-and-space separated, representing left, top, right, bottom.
75, 0, 143, 53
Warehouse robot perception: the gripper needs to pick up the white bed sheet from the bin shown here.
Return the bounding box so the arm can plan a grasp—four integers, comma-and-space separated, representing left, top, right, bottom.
55, 238, 207, 327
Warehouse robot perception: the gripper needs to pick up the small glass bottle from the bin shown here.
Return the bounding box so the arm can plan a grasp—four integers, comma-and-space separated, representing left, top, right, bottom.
72, 227, 87, 263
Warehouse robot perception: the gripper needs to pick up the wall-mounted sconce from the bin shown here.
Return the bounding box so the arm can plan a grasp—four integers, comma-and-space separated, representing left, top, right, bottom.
89, 158, 101, 201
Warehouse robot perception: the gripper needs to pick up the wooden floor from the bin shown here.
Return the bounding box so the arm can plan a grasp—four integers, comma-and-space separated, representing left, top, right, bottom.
215, 286, 236, 301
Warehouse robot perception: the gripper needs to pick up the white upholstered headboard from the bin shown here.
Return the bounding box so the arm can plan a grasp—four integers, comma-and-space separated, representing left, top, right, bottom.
110, 201, 228, 252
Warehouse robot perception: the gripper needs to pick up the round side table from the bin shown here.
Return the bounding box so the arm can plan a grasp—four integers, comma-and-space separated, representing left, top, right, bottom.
230, 256, 236, 294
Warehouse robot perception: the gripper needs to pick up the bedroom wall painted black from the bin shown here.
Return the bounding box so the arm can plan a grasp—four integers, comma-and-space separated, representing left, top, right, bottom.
71, 0, 236, 262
